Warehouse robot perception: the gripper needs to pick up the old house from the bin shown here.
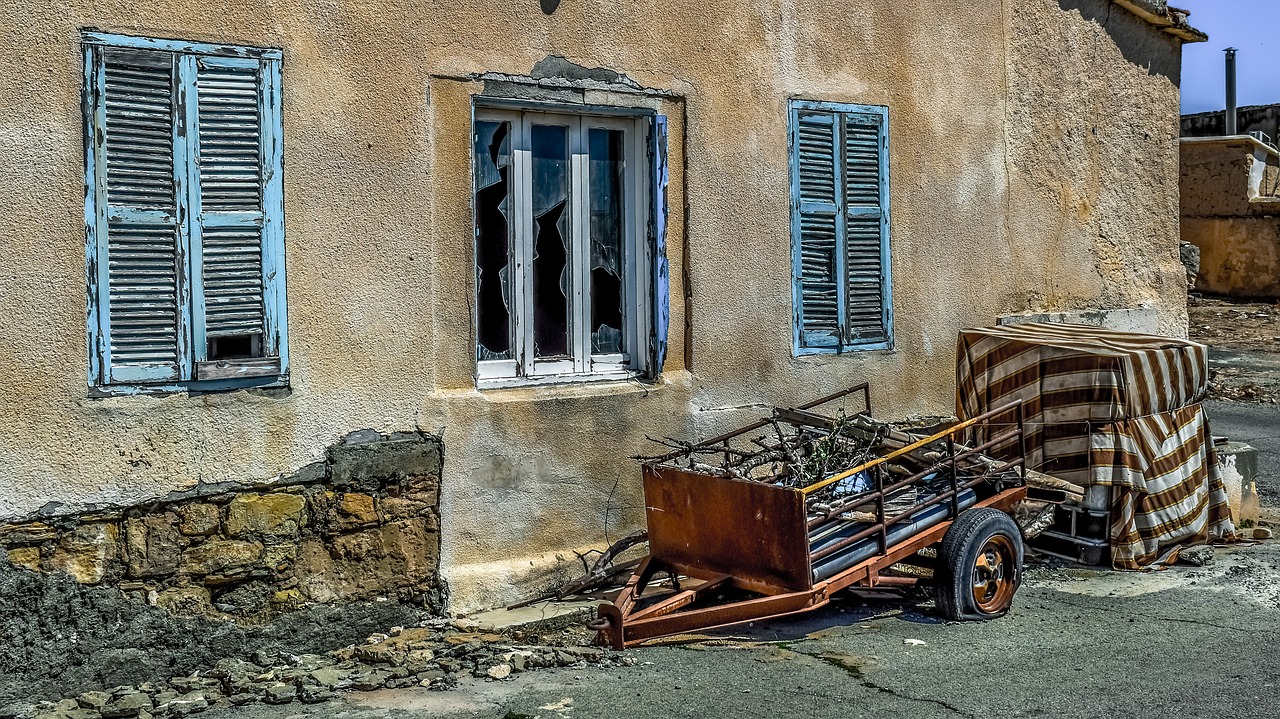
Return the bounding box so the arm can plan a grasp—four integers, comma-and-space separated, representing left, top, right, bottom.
0, 0, 1203, 618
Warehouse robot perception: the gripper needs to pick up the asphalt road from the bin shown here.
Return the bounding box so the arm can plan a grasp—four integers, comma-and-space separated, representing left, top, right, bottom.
211, 540, 1280, 719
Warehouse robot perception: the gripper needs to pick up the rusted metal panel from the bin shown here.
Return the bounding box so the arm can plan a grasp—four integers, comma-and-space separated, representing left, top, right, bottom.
643, 464, 812, 592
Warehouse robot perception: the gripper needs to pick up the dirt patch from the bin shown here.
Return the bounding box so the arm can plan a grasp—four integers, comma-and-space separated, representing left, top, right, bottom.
1188, 294, 1280, 403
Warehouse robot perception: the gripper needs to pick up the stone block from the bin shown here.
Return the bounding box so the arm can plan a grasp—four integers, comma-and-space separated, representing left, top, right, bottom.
6, 545, 41, 571
154, 587, 213, 614
338, 493, 378, 525
380, 498, 432, 522
224, 494, 306, 540
180, 539, 263, 576
329, 436, 441, 490
125, 514, 183, 578
295, 519, 437, 603
261, 544, 297, 572
50, 523, 118, 584
0, 521, 58, 546
178, 504, 221, 536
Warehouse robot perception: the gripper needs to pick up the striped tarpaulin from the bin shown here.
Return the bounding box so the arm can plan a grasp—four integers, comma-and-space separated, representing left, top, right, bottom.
956, 322, 1233, 568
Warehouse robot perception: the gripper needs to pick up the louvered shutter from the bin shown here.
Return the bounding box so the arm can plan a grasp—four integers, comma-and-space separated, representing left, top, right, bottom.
792, 111, 842, 348
93, 48, 185, 383
192, 57, 271, 360
843, 113, 888, 345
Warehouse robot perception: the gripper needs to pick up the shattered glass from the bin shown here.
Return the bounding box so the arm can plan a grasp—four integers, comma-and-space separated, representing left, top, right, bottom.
531, 124, 571, 358
588, 128, 625, 355
474, 120, 513, 361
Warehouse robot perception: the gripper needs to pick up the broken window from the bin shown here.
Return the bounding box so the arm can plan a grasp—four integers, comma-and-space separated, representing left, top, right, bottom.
82, 32, 288, 391
790, 101, 892, 354
473, 107, 657, 385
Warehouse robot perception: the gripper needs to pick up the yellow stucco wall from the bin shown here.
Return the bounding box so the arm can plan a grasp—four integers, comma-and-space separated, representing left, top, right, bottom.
0, 0, 1191, 611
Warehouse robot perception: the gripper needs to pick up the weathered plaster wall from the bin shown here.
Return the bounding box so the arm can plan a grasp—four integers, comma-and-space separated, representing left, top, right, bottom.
1181, 137, 1280, 297
1005, 0, 1189, 339
0, 0, 1193, 611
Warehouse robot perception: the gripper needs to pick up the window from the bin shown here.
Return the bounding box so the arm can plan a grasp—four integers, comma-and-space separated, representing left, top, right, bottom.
789, 100, 892, 354
82, 33, 287, 392
473, 106, 666, 386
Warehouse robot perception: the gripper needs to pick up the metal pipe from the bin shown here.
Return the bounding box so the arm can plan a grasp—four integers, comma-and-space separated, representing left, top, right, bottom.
1226, 47, 1239, 136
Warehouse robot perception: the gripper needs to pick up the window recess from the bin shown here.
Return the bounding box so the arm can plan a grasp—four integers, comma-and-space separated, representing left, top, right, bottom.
82, 32, 287, 393
473, 106, 666, 387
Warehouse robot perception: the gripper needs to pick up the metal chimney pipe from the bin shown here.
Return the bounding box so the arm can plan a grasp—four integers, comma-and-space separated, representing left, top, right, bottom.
1226, 47, 1239, 135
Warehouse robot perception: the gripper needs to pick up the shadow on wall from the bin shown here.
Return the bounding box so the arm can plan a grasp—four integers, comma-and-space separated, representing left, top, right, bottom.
1057, 0, 1183, 81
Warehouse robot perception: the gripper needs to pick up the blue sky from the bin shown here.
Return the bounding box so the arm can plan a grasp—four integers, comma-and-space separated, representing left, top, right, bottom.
1179, 1, 1280, 114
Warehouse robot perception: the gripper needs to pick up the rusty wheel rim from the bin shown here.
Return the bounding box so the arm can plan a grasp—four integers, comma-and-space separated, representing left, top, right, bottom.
971, 534, 1017, 614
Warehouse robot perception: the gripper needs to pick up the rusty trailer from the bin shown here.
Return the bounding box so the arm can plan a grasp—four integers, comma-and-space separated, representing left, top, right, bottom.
592, 384, 1031, 649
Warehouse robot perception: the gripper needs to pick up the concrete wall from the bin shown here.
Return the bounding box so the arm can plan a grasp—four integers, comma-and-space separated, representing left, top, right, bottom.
1183, 104, 1280, 145
1181, 136, 1280, 297
0, 0, 1194, 611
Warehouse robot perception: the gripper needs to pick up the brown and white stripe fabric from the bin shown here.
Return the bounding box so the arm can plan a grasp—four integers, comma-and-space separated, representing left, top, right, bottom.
955, 322, 1233, 568
1091, 405, 1233, 568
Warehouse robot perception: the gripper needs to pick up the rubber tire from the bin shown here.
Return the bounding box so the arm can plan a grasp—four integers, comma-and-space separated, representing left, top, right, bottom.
933, 507, 1024, 621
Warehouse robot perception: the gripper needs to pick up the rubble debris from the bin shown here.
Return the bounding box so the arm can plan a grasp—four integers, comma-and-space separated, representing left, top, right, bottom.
14, 621, 627, 719
1179, 545, 1215, 567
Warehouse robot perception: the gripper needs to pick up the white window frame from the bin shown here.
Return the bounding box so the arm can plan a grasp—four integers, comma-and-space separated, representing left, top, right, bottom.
473, 106, 652, 389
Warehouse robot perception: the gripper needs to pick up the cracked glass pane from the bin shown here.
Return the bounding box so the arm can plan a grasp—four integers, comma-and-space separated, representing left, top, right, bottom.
531, 123, 570, 359
474, 120, 513, 361
589, 128, 625, 355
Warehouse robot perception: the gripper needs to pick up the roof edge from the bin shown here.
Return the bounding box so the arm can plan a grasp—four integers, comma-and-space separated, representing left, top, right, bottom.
1113, 0, 1208, 43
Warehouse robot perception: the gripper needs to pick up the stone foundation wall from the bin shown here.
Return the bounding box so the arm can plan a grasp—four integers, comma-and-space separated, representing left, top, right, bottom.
0, 431, 444, 620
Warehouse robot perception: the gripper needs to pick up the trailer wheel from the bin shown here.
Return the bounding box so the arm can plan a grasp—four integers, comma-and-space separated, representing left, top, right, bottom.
934, 508, 1023, 621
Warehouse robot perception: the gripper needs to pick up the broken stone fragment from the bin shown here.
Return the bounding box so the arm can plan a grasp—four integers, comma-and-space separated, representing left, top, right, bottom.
99, 691, 152, 718
349, 668, 392, 691
486, 664, 512, 680
306, 667, 350, 690
298, 686, 334, 704
165, 692, 209, 716
76, 692, 110, 710
261, 684, 296, 705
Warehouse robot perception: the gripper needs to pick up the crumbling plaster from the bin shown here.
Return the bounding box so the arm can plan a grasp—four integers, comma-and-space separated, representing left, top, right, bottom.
0, 0, 1192, 611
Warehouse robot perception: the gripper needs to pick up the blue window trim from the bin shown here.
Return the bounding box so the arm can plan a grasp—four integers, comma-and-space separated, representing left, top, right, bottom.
83, 33, 288, 396
788, 99, 893, 356
81, 31, 283, 60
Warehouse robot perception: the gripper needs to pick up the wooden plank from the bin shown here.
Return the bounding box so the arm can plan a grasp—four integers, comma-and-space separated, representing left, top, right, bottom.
194, 356, 280, 380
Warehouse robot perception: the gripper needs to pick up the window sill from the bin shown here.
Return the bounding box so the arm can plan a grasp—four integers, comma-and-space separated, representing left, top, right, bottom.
795, 340, 894, 357
88, 375, 289, 398
476, 369, 644, 391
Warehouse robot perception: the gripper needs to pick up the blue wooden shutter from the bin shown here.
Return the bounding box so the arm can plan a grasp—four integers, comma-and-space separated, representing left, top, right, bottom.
843, 112, 889, 345
649, 115, 670, 377
190, 56, 273, 362
91, 48, 187, 384
792, 110, 843, 349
